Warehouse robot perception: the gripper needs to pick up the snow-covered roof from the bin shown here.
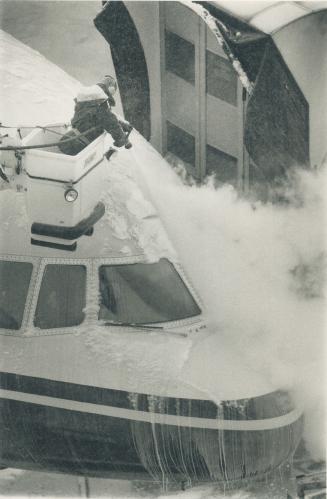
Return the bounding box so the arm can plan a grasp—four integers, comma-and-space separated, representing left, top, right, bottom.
208, 1, 327, 34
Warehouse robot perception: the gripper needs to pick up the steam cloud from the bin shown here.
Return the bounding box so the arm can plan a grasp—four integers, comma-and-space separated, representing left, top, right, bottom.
133, 138, 326, 461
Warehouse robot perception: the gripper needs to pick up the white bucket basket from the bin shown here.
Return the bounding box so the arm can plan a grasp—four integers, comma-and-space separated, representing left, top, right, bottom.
22, 125, 107, 250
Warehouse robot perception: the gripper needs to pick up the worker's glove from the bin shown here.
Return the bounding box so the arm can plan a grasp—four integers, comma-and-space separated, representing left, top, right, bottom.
119, 119, 133, 135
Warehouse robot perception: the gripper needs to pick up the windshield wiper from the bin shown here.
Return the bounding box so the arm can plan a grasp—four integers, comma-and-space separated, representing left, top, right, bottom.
103, 321, 164, 330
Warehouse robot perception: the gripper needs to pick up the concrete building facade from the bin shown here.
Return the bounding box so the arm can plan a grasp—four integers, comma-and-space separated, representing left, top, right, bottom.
97, 1, 246, 189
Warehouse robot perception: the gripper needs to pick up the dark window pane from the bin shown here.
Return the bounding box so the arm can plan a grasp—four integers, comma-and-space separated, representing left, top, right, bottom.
167, 121, 195, 167
206, 144, 238, 186
0, 261, 32, 330
206, 50, 237, 105
34, 265, 86, 329
165, 30, 195, 84
99, 258, 201, 325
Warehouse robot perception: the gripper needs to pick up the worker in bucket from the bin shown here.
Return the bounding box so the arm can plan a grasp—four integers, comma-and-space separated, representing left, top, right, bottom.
59, 75, 132, 155
97, 74, 133, 137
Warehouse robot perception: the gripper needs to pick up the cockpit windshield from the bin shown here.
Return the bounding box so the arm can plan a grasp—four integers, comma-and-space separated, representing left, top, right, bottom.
34, 265, 86, 329
0, 261, 33, 330
99, 258, 201, 325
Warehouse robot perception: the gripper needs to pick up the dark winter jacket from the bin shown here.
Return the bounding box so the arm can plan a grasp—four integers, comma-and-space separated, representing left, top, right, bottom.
58, 98, 127, 155
71, 97, 126, 144
71, 100, 106, 143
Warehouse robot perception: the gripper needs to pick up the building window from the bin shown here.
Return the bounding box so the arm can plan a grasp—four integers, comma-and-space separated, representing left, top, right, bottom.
206, 50, 237, 105
34, 265, 86, 329
0, 261, 33, 330
165, 30, 195, 85
206, 144, 238, 185
167, 121, 195, 167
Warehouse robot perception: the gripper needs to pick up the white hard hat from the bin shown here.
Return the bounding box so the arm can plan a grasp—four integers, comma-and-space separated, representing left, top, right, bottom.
76, 85, 108, 103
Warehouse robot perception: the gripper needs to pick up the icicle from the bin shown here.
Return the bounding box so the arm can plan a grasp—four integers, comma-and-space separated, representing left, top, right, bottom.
130, 390, 303, 487
180, 0, 254, 94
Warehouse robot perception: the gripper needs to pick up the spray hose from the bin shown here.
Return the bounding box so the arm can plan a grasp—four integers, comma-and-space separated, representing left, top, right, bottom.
0, 123, 68, 129
0, 124, 98, 151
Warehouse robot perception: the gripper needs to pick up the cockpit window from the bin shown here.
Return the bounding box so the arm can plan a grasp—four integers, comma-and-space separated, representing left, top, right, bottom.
99, 258, 201, 325
34, 265, 86, 329
0, 261, 33, 330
